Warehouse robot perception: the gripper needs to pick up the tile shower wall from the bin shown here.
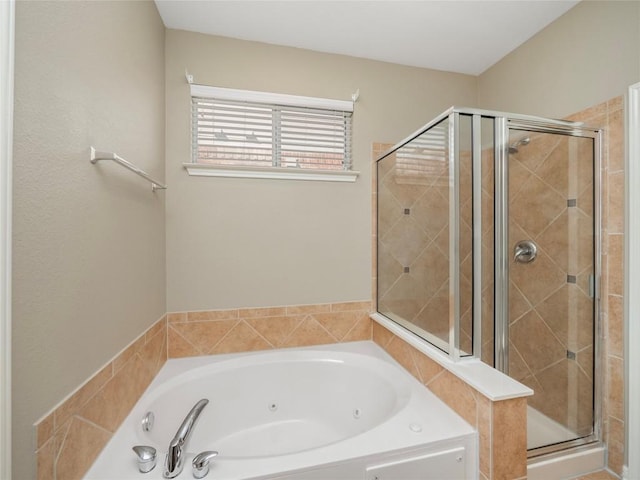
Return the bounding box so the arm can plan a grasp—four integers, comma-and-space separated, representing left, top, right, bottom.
564, 97, 625, 475
373, 142, 527, 480
34, 302, 371, 480
508, 131, 595, 436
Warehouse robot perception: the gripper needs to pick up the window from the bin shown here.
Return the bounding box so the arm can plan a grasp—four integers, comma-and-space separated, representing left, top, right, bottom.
185, 85, 358, 182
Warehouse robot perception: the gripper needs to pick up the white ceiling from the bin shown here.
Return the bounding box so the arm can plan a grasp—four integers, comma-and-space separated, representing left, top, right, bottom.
154, 0, 579, 76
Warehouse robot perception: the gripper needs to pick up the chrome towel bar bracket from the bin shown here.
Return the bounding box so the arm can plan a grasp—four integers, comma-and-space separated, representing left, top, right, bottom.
90, 147, 167, 192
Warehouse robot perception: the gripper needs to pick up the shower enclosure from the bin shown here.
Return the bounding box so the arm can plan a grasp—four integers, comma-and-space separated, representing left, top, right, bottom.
375, 107, 601, 457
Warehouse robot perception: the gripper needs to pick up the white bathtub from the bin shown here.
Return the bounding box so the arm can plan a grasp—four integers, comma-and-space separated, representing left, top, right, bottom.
85, 341, 477, 479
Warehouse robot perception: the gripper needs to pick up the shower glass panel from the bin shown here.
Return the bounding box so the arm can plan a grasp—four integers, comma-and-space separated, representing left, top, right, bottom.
376, 107, 601, 458
377, 117, 454, 353
507, 128, 597, 452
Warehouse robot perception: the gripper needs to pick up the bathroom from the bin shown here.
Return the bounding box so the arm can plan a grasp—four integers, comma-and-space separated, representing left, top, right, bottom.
1, 1, 639, 479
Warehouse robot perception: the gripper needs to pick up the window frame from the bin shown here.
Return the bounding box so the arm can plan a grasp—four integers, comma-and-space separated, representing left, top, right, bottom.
184, 84, 359, 182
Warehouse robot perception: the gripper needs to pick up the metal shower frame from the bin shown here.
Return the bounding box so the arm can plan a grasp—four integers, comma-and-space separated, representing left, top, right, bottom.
376, 106, 603, 457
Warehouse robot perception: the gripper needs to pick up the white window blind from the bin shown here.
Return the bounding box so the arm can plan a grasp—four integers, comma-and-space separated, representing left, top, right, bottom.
191, 86, 353, 172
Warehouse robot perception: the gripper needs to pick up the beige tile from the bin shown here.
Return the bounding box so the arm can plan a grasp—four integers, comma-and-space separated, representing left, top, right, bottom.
607, 417, 624, 475
607, 96, 623, 113
36, 412, 54, 449
312, 311, 369, 341
170, 320, 238, 353
54, 364, 113, 431
341, 316, 372, 342
187, 309, 239, 322
246, 315, 305, 347
511, 174, 566, 238
608, 356, 624, 421
36, 437, 55, 480
238, 306, 287, 318
210, 321, 272, 354
477, 394, 492, 479
280, 317, 336, 348
510, 310, 566, 374
577, 344, 594, 380
384, 336, 420, 380
532, 360, 570, 425
330, 300, 371, 312
372, 321, 394, 348
509, 281, 531, 324
607, 295, 623, 358
566, 102, 607, 124
285, 304, 331, 315
79, 355, 154, 433
55, 418, 112, 480
508, 347, 531, 382
492, 398, 527, 480
167, 312, 187, 323
607, 108, 624, 173
517, 131, 563, 173
535, 285, 594, 351
510, 249, 566, 307
607, 172, 624, 234
607, 234, 624, 296
145, 316, 166, 341
411, 349, 443, 385
536, 138, 569, 196
167, 325, 200, 358
139, 326, 167, 377
113, 335, 146, 373
427, 370, 477, 427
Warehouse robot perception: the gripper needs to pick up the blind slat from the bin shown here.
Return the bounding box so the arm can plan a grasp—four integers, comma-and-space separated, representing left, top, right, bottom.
192, 94, 352, 170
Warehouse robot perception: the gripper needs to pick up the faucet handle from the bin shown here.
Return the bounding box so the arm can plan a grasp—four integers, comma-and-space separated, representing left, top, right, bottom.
192, 451, 218, 479
132, 445, 157, 473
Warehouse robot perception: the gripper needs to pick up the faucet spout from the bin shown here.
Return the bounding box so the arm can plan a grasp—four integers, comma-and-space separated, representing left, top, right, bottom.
163, 398, 209, 479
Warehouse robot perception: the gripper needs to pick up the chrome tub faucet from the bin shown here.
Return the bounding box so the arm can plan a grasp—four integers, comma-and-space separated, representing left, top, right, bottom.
163, 398, 209, 479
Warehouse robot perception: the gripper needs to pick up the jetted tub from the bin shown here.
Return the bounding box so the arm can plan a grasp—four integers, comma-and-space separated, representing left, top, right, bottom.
85, 341, 477, 479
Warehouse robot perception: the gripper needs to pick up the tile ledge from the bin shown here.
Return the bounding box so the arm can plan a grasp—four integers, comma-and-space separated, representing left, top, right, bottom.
370, 312, 533, 401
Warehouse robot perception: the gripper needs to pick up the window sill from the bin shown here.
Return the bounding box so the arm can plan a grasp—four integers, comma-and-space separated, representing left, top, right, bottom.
183, 163, 359, 182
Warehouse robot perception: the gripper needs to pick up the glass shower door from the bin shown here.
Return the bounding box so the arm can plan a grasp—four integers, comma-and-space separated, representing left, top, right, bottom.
505, 128, 597, 452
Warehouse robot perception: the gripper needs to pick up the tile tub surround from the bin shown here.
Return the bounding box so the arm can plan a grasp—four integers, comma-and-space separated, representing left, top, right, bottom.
35, 316, 168, 480
34, 301, 371, 480
167, 301, 372, 357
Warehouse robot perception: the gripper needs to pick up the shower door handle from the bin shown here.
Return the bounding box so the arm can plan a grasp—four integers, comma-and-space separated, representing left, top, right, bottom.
514, 240, 537, 263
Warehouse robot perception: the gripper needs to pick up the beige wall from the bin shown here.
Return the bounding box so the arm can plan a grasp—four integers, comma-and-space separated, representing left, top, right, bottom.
12, 2, 165, 479
478, 0, 640, 118
165, 30, 478, 312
